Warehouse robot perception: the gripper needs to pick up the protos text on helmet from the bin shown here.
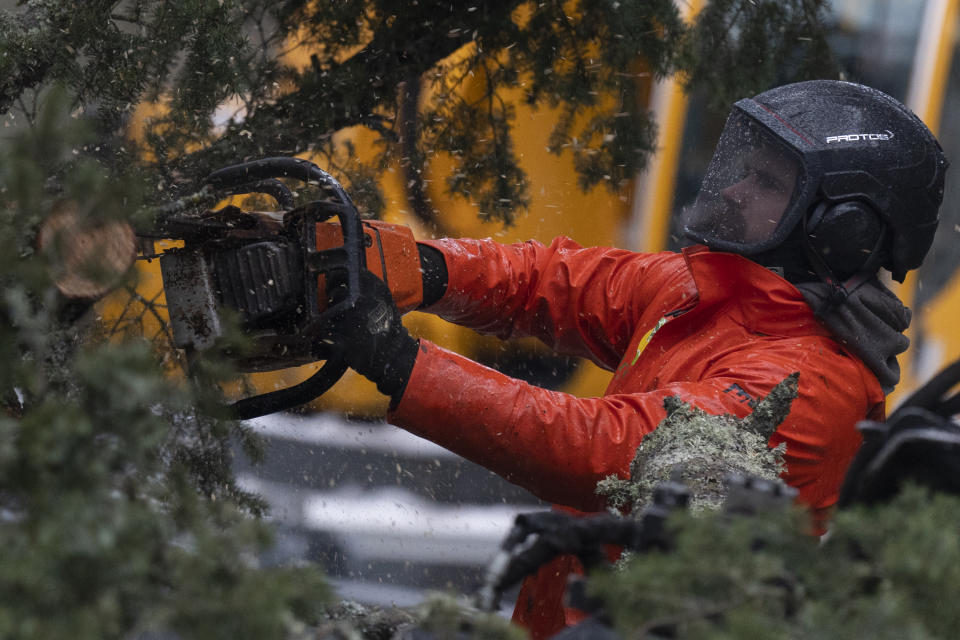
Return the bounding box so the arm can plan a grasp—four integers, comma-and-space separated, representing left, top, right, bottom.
825, 131, 894, 143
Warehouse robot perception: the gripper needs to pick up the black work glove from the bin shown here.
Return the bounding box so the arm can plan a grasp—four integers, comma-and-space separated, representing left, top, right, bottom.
323, 269, 419, 402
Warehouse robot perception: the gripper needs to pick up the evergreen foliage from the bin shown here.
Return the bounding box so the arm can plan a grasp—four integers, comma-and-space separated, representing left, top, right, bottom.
0, 92, 331, 638
679, 0, 838, 111
590, 485, 960, 639
400, 595, 527, 640
1, 0, 837, 224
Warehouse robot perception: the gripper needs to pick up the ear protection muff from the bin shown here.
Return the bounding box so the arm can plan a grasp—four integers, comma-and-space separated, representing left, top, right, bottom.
804, 200, 888, 282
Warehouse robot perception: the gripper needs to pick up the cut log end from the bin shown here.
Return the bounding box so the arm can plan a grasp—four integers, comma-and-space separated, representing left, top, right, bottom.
37, 201, 137, 300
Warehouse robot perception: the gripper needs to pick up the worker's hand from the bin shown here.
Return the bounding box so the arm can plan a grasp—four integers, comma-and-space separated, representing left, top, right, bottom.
322, 269, 419, 401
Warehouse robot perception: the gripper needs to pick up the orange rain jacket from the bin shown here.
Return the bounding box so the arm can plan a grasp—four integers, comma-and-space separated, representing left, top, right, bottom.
388, 236, 885, 639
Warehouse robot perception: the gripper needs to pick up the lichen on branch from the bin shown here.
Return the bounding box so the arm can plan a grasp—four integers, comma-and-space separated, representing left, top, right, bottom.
597, 373, 799, 514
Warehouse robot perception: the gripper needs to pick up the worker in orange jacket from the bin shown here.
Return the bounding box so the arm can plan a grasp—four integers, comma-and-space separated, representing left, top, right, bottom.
324, 80, 948, 638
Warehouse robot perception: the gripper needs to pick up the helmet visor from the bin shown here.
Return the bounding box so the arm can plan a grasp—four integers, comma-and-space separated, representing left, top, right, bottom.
683, 111, 804, 254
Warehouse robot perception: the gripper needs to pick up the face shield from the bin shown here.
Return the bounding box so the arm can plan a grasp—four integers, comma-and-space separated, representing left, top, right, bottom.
683, 110, 807, 255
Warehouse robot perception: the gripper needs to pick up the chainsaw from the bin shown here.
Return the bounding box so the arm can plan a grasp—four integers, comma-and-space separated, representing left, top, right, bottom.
139, 157, 422, 420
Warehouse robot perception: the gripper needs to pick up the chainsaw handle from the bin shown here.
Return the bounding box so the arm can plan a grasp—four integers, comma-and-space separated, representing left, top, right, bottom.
296, 201, 365, 334
214, 178, 295, 211
205, 157, 356, 209
229, 357, 349, 420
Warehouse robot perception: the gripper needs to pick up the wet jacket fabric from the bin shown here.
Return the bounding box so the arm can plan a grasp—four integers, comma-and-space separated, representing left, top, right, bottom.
388, 236, 885, 639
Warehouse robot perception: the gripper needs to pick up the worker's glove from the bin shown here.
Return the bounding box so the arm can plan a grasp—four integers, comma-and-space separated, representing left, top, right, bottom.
323, 269, 419, 402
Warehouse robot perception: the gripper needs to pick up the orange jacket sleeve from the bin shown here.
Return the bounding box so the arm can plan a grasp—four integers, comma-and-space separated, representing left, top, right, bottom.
419, 236, 692, 370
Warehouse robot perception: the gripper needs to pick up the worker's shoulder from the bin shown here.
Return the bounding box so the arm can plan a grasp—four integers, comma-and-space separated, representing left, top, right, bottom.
740, 331, 884, 400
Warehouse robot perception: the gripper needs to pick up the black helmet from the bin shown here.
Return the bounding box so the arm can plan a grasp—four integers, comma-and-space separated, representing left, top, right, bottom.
683, 80, 948, 282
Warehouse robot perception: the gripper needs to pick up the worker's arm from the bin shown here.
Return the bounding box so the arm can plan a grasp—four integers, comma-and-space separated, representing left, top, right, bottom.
388, 338, 868, 515
418, 236, 695, 370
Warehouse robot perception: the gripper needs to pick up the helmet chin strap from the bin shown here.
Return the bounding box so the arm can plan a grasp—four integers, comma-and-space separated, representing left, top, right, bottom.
800, 208, 890, 316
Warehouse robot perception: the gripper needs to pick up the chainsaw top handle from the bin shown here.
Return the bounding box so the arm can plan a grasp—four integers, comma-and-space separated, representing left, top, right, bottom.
205, 156, 356, 211
202, 157, 363, 420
